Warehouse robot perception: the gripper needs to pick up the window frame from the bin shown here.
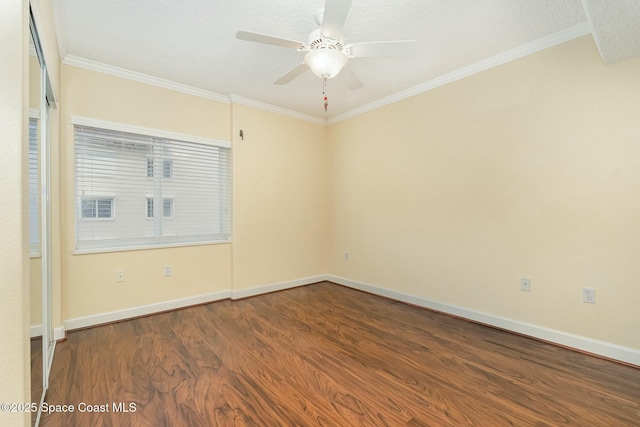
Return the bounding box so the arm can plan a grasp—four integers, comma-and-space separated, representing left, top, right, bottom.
162, 197, 174, 219
162, 159, 173, 179
72, 116, 232, 254
80, 197, 115, 220
145, 196, 174, 219
146, 157, 154, 178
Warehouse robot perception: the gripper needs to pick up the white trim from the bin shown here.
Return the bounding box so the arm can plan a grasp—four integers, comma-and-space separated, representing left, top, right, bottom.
59, 24, 590, 128
61, 275, 329, 331
71, 115, 231, 148
60, 56, 326, 126
328, 23, 592, 125
55, 271, 638, 366
63, 290, 232, 331
327, 275, 640, 367
30, 325, 66, 341
63, 55, 230, 103
73, 239, 231, 255
230, 275, 330, 300
229, 94, 327, 126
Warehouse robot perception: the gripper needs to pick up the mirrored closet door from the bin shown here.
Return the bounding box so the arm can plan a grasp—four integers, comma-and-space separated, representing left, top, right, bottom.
29, 7, 56, 427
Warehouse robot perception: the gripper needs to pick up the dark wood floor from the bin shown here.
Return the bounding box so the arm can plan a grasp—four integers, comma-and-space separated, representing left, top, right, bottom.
31, 338, 43, 426
41, 282, 639, 426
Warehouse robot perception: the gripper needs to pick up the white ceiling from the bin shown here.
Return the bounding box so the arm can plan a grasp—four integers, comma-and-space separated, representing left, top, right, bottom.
51, 1, 640, 122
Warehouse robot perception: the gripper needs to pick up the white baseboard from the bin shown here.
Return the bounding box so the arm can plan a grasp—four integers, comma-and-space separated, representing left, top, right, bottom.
327, 275, 640, 367
30, 325, 66, 341
56, 274, 638, 367
231, 275, 330, 300
63, 290, 232, 332
61, 275, 329, 332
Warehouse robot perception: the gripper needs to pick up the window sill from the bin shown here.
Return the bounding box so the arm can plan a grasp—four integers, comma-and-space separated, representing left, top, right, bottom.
73, 239, 231, 255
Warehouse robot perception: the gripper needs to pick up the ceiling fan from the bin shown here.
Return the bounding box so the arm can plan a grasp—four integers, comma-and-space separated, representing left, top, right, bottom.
236, 0, 415, 91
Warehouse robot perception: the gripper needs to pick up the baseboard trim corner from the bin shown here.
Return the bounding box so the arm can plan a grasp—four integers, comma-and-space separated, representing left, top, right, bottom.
231, 274, 330, 300
327, 275, 640, 367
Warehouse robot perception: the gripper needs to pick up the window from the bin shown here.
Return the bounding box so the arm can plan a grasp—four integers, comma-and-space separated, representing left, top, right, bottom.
74, 119, 231, 252
162, 159, 173, 179
146, 157, 154, 178
146, 197, 154, 219
146, 197, 173, 219
28, 117, 39, 255
163, 198, 173, 218
146, 158, 172, 179
81, 198, 114, 219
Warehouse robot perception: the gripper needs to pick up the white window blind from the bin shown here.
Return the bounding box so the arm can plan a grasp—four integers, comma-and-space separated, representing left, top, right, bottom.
29, 117, 40, 255
74, 123, 231, 252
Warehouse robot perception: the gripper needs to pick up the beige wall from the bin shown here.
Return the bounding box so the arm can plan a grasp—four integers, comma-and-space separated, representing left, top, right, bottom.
64, 246, 231, 319
0, 0, 30, 425
28, 54, 40, 110
61, 64, 232, 321
328, 35, 640, 350
231, 104, 329, 290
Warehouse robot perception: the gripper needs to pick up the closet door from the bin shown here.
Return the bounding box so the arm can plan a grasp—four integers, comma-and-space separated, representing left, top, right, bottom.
29, 8, 56, 426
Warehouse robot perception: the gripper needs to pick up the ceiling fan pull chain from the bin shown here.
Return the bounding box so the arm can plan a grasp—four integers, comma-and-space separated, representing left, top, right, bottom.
322, 76, 328, 111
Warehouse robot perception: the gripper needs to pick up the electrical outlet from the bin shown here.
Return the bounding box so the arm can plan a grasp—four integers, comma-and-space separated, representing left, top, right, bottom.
116, 270, 125, 283
520, 278, 531, 292
583, 287, 596, 304
344, 251, 349, 261
164, 265, 172, 277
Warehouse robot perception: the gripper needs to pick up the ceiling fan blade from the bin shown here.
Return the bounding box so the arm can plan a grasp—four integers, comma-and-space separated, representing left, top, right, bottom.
344, 68, 364, 90
274, 63, 309, 85
321, 0, 352, 39
350, 40, 416, 57
236, 31, 304, 50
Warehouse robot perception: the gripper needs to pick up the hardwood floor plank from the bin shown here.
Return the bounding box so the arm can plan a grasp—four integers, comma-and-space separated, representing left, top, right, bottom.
208, 303, 396, 426
41, 282, 639, 426
31, 338, 43, 425
243, 288, 538, 424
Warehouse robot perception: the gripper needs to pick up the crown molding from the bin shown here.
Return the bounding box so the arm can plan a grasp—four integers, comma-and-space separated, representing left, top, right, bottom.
229, 94, 327, 126
62, 55, 230, 104
328, 22, 592, 125
61, 55, 326, 125
60, 22, 590, 128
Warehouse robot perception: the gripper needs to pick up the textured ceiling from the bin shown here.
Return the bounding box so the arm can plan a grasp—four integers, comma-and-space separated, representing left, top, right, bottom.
582, 0, 640, 65
49, 1, 636, 121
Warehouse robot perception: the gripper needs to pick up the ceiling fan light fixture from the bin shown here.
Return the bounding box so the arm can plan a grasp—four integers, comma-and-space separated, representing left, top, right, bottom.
304, 49, 347, 79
